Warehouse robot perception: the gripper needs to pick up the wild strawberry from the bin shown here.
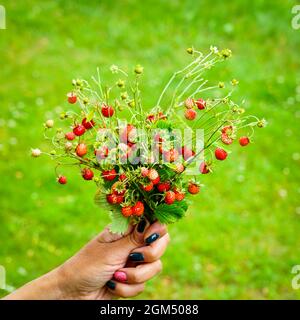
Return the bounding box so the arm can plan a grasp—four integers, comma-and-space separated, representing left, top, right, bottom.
31, 148, 42, 157
121, 206, 133, 217
157, 182, 171, 193
76, 143, 87, 157
174, 163, 185, 173
165, 191, 176, 205
199, 162, 210, 174
188, 182, 200, 194
148, 168, 159, 181
82, 118, 95, 129
185, 98, 195, 109
112, 181, 126, 196
119, 173, 127, 181
142, 181, 154, 192
82, 168, 94, 180
182, 146, 195, 160
239, 136, 250, 146
163, 149, 179, 163
154, 134, 164, 143
73, 124, 86, 136
106, 193, 118, 205
65, 132, 76, 141
95, 146, 109, 159
195, 98, 206, 110
152, 176, 160, 185
221, 132, 233, 145
132, 201, 144, 216
141, 167, 149, 177
67, 92, 77, 104
58, 175, 67, 184
101, 104, 114, 117
184, 109, 197, 120
215, 148, 228, 160
174, 189, 185, 201
65, 142, 73, 151
102, 168, 117, 181
146, 114, 155, 122
115, 195, 125, 204
158, 112, 167, 120
221, 125, 233, 134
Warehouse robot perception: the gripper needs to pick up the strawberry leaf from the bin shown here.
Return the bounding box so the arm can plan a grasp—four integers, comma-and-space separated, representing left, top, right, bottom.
154, 200, 188, 224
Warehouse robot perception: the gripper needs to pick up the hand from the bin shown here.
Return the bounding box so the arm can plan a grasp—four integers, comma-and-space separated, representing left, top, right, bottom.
4, 220, 169, 300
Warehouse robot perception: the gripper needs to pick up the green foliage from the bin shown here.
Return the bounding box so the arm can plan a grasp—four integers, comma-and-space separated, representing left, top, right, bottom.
154, 200, 188, 224
0, 0, 299, 300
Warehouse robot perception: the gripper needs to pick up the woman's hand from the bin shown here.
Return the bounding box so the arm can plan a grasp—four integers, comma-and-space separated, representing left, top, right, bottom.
4, 220, 169, 300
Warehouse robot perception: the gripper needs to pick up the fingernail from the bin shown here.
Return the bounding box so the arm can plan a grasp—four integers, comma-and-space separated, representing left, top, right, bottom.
145, 233, 160, 244
137, 219, 147, 233
129, 252, 144, 261
113, 271, 127, 282
106, 280, 116, 290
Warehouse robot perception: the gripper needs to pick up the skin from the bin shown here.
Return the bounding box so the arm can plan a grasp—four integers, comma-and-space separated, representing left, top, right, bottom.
4, 221, 169, 300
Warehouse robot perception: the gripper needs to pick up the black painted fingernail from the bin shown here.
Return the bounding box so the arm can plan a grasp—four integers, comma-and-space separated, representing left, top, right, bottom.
106, 280, 116, 290
137, 219, 147, 233
145, 233, 160, 244
129, 252, 144, 261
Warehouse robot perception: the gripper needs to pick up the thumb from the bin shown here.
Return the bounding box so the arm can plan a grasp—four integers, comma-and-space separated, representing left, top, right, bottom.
109, 219, 149, 253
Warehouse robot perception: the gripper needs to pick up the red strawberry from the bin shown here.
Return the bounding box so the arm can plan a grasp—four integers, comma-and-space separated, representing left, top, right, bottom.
67, 92, 77, 104
106, 193, 118, 205
119, 173, 127, 181
199, 162, 210, 174
185, 98, 195, 109
157, 182, 171, 193
73, 124, 86, 136
195, 98, 206, 110
82, 118, 95, 129
121, 206, 133, 217
82, 168, 94, 180
132, 201, 144, 216
221, 125, 233, 134
120, 124, 137, 144
165, 191, 176, 205
101, 104, 114, 117
76, 143, 87, 157
174, 163, 185, 173
142, 181, 154, 192
239, 136, 250, 146
115, 195, 124, 204
65, 132, 76, 141
182, 146, 195, 160
163, 149, 179, 163
184, 109, 197, 120
188, 183, 200, 194
102, 168, 117, 181
141, 167, 149, 177
215, 148, 228, 160
146, 114, 156, 122
152, 176, 160, 185
174, 189, 185, 201
58, 176, 67, 184
95, 146, 109, 159
148, 168, 159, 181
221, 132, 233, 145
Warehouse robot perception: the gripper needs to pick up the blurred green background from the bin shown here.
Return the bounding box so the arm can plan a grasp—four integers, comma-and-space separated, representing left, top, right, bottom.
0, 0, 299, 299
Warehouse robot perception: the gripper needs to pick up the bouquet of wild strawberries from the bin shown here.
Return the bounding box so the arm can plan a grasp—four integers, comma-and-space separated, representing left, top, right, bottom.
32, 47, 266, 234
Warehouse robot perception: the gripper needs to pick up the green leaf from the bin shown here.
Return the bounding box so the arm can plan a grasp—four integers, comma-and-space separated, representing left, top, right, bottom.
109, 210, 130, 234
155, 119, 174, 130
154, 200, 189, 224
94, 189, 129, 234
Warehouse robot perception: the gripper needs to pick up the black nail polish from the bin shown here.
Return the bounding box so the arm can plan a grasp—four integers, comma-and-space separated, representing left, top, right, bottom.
137, 219, 147, 233
129, 252, 144, 261
145, 233, 160, 244
106, 280, 116, 290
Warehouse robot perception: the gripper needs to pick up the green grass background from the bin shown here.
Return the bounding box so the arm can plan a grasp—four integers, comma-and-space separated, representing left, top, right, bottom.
0, 0, 299, 299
